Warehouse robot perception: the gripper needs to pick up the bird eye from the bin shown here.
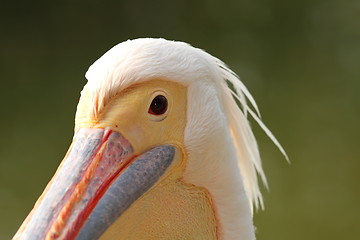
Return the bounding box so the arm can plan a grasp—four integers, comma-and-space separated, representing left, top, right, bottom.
148, 95, 168, 115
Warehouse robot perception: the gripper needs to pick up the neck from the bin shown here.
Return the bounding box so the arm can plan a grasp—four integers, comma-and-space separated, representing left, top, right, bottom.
183, 83, 255, 240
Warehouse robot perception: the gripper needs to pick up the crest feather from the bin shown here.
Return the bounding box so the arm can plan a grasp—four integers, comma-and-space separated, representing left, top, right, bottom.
214, 58, 288, 211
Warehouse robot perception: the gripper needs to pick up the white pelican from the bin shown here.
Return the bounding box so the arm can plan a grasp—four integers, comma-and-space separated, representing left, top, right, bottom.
13, 38, 286, 240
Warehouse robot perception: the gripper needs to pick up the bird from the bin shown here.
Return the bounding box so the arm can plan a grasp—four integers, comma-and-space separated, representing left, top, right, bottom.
13, 38, 287, 240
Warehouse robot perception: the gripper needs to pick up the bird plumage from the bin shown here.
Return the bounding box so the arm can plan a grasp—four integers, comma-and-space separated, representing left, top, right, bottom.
14, 38, 286, 240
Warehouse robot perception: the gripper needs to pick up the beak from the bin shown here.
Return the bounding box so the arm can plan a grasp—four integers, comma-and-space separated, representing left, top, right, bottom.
13, 128, 175, 240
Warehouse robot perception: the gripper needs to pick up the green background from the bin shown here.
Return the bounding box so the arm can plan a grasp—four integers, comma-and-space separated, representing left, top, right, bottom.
1, 0, 359, 239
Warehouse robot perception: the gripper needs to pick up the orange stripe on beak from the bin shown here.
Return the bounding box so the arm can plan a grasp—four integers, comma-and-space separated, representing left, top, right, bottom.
16, 128, 134, 240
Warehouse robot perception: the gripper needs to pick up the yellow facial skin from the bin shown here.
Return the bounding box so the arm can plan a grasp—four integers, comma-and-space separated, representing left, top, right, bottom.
76, 79, 217, 239
76, 79, 186, 156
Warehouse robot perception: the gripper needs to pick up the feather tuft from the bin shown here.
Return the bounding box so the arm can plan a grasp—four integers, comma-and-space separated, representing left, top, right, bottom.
215, 59, 288, 210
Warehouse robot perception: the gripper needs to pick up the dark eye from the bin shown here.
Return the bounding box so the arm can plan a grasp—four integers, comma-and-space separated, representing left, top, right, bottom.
148, 95, 168, 115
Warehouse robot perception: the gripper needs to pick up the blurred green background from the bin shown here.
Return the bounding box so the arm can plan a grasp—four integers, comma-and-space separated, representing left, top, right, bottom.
0, 0, 359, 239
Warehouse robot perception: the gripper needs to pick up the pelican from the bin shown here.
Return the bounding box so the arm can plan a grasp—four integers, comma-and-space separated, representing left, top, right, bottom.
13, 38, 286, 240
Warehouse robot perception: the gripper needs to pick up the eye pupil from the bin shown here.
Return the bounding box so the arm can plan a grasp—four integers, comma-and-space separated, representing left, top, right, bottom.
149, 95, 168, 115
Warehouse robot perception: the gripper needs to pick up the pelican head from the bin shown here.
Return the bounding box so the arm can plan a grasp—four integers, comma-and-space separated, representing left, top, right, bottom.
13, 38, 286, 240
